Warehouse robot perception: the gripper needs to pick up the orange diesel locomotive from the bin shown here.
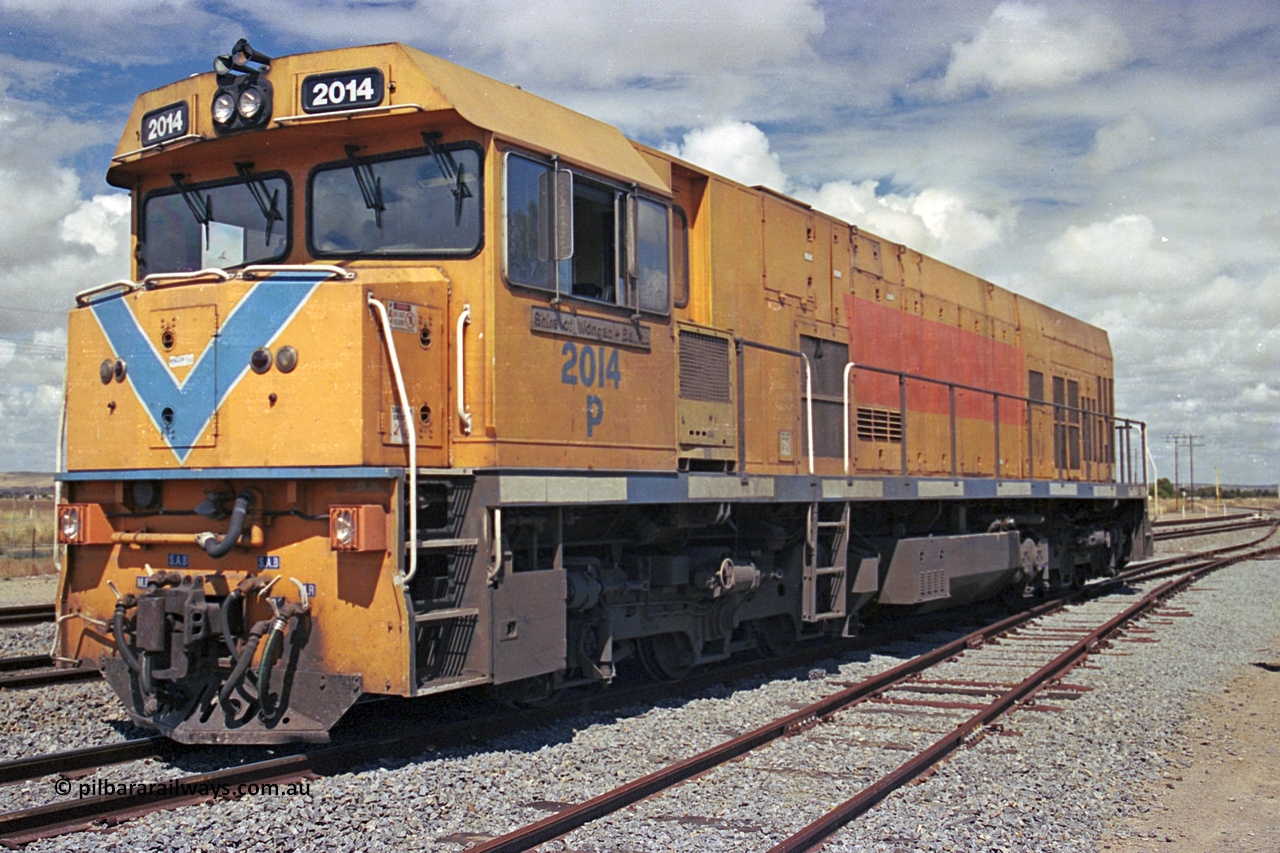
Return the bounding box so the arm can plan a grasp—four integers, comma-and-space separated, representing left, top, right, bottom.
55, 40, 1150, 743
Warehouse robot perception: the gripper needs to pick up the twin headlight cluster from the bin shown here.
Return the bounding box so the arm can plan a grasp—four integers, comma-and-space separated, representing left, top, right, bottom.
212, 82, 271, 132
211, 39, 273, 135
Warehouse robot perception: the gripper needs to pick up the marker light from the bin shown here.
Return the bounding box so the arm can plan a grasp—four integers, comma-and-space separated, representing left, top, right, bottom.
329, 505, 387, 552
275, 345, 297, 373
332, 509, 355, 548
250, 347, 272, 374
57, 506, 82, 544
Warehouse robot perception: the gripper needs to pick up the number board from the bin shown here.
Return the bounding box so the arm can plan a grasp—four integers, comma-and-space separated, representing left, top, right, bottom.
302, 68, 385, 113
141, 101, 189, 146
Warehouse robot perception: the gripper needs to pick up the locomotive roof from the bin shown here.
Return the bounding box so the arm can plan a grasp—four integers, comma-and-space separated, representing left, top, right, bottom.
107, 42, 669, 195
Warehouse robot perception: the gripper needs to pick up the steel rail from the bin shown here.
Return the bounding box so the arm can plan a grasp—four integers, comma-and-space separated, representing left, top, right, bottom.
1150, 511, 1252, 528
0, 738, 168, 786
0, 604, 55, 627
0, 654, 51, 673
1153, 519, 1274, 541
0, 666, 98, 690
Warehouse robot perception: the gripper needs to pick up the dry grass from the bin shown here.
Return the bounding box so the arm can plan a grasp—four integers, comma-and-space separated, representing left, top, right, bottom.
0, 556, 57, 579
1150, 496, 1280, 518
0, 497, 56, 578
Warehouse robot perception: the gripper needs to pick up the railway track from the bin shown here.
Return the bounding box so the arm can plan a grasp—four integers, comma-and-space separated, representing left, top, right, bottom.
0, 531, 1273, 846
1150, 511, 1252, 527
457, 543, 1274, 852
1152, 517, 1273, 541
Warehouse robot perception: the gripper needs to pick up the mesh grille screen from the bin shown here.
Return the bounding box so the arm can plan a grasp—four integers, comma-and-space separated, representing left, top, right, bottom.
679, 332, 731, 403
856, 407, 903, 443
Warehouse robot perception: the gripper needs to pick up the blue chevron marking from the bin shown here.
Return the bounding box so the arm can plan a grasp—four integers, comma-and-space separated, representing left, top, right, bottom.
89, 271, 327, 464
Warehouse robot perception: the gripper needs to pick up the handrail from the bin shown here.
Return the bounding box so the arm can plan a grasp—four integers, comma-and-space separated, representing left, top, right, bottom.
141, 268, 234, 289
840, 359, 1146, 486
239, 264, 356, 281
74, 265, 357, 308
734, 338, 814, 477
110, 133, 204, 163
367, 294, 419, 584
456, 304, 473, 435
74, 280, 137, 307
274, 103, 428, 125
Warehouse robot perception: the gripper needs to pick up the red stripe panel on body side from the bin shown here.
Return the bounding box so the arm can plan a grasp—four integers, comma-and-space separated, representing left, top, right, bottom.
847, 296, 1025, 424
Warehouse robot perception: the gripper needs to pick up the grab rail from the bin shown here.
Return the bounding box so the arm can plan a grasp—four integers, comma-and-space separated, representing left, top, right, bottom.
456, 304, 473, 435
74, 280, 138, 306
274, 103, 428, 125
368, 294, 419, 584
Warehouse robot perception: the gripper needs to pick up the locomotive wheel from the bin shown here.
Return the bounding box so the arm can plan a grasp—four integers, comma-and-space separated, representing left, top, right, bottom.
755, 615, 797, 658
637, 633, 695, 681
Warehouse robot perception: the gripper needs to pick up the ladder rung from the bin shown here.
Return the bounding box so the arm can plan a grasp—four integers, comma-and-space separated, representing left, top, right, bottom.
407, 537, 479, 551
816, 520, 846, 528
815, 567, 846, 576
414, 607, 480, 624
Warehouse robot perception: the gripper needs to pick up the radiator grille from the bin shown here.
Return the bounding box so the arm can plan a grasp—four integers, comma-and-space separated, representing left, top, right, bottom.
856, 407, 903, 443
678, 332, 731, 403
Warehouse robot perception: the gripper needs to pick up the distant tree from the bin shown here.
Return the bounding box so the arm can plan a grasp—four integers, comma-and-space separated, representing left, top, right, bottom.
1152, 477, 1174, 499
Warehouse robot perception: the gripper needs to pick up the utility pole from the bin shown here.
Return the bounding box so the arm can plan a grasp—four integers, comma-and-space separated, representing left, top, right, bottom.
1164, 435, 1204, 513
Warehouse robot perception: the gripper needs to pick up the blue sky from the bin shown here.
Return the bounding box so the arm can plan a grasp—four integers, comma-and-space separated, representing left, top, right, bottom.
1, 0, 1278, 486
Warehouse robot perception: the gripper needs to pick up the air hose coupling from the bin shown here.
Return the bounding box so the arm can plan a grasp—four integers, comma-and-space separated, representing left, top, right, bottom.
196, 489, 256, 558
111, 594, 143, 677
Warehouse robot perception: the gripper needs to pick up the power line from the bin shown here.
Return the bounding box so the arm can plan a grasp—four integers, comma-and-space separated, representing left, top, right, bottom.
0, 304, 65, 317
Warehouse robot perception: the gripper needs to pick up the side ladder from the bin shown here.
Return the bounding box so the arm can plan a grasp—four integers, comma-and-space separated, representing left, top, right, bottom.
407, 475, 486, 693
803, 501, 849, 622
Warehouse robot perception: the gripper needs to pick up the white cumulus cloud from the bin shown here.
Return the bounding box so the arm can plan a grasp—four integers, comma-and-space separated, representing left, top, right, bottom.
665, 120, 789, 192
938, 2, 1132, 97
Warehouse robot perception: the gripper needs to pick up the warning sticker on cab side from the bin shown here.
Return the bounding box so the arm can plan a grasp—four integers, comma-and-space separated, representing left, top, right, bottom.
387, 301, 417, 333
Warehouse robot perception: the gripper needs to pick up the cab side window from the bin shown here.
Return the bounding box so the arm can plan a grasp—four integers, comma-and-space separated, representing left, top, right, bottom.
503, 150, 670, 315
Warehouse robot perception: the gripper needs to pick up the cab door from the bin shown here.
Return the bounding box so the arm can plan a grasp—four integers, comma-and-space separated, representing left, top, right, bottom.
377, 279, 449, 469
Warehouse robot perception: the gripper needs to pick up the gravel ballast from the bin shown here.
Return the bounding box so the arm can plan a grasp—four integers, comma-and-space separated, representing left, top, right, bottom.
0, 545, 1276, 851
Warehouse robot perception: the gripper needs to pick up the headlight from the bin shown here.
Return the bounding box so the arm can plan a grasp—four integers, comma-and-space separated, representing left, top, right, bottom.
237, 87, 264, 119
212, 91, 236, 124
99, 359, 113, 385
57, 506, 82, 544
332, 509, 355, 548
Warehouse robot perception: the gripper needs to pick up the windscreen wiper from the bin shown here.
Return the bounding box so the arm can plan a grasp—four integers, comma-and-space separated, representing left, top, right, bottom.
170, 173, 212, 249
422, 132, 473, 225
234, 162, 283, 245
344, 144, 385, 228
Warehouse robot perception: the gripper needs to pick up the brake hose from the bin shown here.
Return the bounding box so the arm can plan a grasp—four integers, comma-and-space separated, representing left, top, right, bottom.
197, 489, 255, 558
218, 619, 269, 711
112, 599, 142, 676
